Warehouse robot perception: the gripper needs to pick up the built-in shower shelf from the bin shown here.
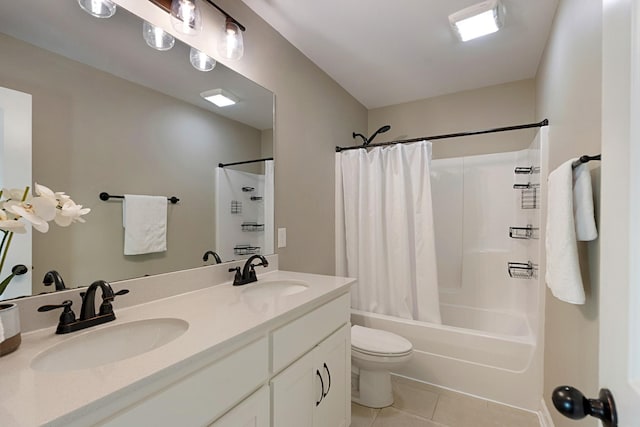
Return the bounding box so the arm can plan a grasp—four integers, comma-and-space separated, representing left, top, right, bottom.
512, 182, 539, 190
507, 261, 537, 279
514, 166, 540, 175
509, 225, 539, 240
241, 222, 264, 232
231, 200, 242, 214
234, 245, 261, 255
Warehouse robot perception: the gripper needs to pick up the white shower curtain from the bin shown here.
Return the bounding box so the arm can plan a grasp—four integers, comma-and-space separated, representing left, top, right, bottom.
339, 141, 441, 323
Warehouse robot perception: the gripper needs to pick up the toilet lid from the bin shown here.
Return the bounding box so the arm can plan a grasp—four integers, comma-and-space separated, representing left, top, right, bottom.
351, 325, 413, 355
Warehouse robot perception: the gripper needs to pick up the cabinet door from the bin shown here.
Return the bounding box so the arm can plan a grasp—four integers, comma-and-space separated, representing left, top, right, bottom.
271, 350, 316, 427
313, 324, 350, 427
210, 386, 269, 427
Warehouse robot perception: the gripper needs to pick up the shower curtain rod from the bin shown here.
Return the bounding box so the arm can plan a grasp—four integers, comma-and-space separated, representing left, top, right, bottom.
218, 157, 273, 168
335, 119, 549, 152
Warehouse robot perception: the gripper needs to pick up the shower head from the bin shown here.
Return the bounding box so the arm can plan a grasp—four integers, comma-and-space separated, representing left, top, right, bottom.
352, 132, 368, 145
364, 125, 391, 146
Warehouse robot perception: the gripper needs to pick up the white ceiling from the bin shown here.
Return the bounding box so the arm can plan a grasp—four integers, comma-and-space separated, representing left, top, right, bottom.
241, 0, 559, 109
0, 0, 274, 130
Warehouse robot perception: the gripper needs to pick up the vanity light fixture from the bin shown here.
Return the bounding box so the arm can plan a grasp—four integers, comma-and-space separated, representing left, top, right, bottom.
218, 17, 244, 60
77, 0, 116, 18
143, 21, 175, 51
190, 47, 216, 72
200, 88, 238, 107
149, 0, 246, 60
449, 0, 504, 42
170, 0, 202, 36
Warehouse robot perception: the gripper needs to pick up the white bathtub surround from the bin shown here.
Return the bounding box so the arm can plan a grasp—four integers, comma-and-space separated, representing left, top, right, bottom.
338, 141, 441, 323
215, 164, 274, 261
347, 131, 547, 411
0, 265, 354, 426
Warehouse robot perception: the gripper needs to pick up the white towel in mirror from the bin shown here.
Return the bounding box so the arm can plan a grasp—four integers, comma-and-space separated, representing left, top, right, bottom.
123, 195, 167, 255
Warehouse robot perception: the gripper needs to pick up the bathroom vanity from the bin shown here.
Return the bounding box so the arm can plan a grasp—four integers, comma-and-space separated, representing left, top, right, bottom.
0, 264, 354, 427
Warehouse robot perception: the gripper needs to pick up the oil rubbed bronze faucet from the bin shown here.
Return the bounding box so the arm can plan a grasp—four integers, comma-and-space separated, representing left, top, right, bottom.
228, 255, 269, 286
203, 250, 222, 264
38, 280, 129, 334
42, 270, 67, 291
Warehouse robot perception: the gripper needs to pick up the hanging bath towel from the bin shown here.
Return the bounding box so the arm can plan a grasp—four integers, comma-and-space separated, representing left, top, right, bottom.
123, 195, 167, 255
546, 159, 597, 304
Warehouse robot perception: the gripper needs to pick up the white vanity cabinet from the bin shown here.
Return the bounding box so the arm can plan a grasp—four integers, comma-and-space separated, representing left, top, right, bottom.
271, 293, 351, 427
210, 386, 270, 427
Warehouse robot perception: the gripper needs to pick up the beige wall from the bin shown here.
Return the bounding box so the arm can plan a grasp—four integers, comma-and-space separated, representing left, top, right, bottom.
535, 0, 602, 425
368, 79, 537, 159
119, 0, 368, 275
0, 33, 263, 291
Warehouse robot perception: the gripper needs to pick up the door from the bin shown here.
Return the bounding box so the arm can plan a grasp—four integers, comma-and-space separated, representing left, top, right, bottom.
313, 325, 350, 427
210, 386, 269, 427
271, 350, 315, 427
599, 0, 640, 423
0, 87, 32, 300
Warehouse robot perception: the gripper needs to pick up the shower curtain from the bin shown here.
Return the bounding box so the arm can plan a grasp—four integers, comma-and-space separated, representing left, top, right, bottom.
338, 141, 441, 324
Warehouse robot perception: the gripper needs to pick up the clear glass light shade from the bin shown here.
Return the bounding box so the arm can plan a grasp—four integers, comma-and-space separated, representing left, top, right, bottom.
189, 48, 216, 72
170, 0, 202, 36
218, 19, 244, 60
77, 0, 116, 18
143, 21, 175, 51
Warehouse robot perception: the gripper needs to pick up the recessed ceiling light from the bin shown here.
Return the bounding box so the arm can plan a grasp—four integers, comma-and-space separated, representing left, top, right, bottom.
449, 0, 504, 42
200, 89, 238, 107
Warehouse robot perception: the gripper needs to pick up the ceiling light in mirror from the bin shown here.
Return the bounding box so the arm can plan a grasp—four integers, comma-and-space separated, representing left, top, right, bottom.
189, 47, 216, 72
170, 0, 202, 36
449, 0, 504, 42
143, 21, 175, 51
218, 18, 244, 60
77, 0, 116, 19
201, 88, 238, 107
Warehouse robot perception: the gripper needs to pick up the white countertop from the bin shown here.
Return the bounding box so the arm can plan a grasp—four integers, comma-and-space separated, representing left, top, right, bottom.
0, 270, 354, 426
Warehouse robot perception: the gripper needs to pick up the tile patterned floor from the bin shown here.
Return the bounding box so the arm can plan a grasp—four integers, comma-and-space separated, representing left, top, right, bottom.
351, 376, 540, 427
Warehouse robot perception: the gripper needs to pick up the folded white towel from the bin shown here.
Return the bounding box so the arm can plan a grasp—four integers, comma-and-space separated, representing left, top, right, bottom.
573, 163, 598, 241
0, 315, 5, 342
545, 158, 589, 304
123, 195, 167, 255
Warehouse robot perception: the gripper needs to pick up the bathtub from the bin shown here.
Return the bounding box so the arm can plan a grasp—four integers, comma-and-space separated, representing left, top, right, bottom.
351, 303, 541, 410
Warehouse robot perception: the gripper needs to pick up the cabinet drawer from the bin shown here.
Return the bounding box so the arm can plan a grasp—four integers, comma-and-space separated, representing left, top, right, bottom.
272, 293, 349, 373
100, 337, 268, 426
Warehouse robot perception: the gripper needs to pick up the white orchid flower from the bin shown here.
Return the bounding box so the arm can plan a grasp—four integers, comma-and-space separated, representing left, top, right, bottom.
1, 188, 28, 201
31, 196, 58, 222
5, 201, 49, 233
0, 209, 27, 234
56, 200, 91, 226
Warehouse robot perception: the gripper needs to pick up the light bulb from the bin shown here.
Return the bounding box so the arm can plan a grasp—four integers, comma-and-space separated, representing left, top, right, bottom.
170, 0, 202, 36
189, 47, 216, 72
143, 21, 175, 51
218, 18, 244, 60
77, 0, 116, 18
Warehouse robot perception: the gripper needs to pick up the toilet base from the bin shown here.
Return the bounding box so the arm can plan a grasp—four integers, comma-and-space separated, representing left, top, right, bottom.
351, 368, 394, 408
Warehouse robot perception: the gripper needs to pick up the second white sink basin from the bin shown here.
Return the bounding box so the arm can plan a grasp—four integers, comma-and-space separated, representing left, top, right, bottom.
241, 280, 309, 298
31, 318, 189, 373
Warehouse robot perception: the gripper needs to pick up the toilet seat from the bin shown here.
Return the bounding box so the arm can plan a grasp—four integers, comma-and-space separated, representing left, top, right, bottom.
351, 325, 413, 357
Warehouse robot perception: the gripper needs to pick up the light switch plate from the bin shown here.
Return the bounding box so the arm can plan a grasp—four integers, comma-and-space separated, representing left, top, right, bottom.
277, 228, 286, 248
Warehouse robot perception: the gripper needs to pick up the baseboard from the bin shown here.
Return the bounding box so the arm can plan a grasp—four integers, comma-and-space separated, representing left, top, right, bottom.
538, 398, 555, 427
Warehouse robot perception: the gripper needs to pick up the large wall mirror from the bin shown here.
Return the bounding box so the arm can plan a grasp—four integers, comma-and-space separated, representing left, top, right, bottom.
0, 0, 275, 300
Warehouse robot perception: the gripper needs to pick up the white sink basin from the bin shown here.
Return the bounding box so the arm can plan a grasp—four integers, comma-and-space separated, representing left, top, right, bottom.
241, 280, 309, 298
31, 318, 189, 372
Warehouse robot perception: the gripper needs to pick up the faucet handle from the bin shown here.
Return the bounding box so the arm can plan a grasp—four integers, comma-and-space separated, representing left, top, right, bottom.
38, 300, 76, 326
99, 289, 129, 316
229, 267, 242, 285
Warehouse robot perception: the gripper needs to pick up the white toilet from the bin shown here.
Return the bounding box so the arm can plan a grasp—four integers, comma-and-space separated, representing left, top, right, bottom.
351, 325, 413, 408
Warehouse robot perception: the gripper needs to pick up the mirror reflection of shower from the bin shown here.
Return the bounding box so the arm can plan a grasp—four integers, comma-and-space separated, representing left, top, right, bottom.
215, 158, 274, 261
352, 124, 391, 146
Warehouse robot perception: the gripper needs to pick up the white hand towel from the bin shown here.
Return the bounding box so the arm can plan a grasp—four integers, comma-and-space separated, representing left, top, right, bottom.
546, 158, 588, 304
123, 195, 167, 255
573, 163, 598, 241
0, 315, 5, 342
